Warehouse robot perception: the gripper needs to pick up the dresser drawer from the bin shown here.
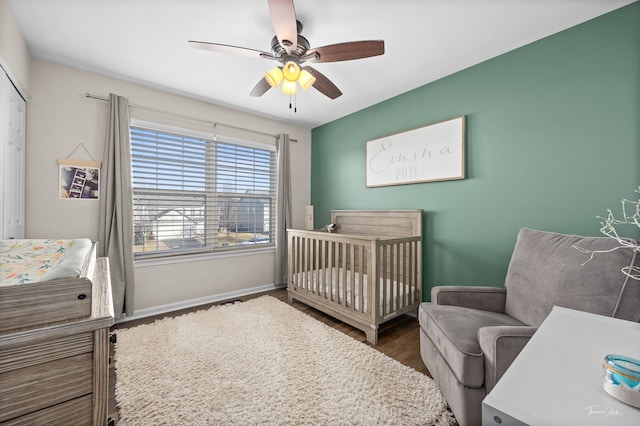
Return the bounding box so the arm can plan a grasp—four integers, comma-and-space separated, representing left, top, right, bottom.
0, 394, 92, 426
0, 332, 93, 373
0, 279, 93, 333
0, 352, 93, 422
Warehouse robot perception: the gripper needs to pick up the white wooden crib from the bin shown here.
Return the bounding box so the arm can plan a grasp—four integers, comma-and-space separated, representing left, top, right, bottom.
287, 210, 423, 344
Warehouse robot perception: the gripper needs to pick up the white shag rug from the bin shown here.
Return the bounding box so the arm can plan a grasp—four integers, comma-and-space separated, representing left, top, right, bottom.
115, 295, 452, 425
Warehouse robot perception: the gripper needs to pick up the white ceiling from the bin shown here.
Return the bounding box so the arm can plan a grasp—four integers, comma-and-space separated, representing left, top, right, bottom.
9, 0, 635, 129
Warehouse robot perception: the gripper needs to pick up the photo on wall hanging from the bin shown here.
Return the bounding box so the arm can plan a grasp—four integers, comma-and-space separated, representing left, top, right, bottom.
59, 164, 101, 199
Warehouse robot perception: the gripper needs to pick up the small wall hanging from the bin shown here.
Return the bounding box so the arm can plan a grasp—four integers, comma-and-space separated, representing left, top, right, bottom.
365, 115, 465, 187
58, 143, 101, 199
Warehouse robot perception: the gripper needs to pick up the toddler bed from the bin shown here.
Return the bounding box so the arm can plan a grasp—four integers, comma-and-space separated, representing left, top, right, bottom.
0, 238, 98, 333
287, 210, 423, 344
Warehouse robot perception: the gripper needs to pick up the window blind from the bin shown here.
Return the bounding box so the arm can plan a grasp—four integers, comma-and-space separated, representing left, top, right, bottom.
131, 126, 276, 258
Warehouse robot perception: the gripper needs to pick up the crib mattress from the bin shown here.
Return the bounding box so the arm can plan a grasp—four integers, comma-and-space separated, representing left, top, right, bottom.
293, 267, 416, 314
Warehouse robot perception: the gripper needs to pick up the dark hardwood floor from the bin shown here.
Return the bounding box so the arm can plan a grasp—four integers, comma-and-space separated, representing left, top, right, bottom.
108, 288, 437, 425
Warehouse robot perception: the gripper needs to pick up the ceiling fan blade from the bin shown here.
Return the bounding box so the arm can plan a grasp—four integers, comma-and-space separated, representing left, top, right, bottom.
307, 40, 385, 63
189, 40, 270, 59
249, 78, 272, 97
268, 0, 297, 54
303, 66, 342, 99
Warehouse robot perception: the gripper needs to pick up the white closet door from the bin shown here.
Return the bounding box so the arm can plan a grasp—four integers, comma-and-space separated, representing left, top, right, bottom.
1, 71, 26, 239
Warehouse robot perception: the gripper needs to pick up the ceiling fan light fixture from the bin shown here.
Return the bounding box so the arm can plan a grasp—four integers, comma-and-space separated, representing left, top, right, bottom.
282, 61, 300, 82
282, 80, 298, 94
298, 69, 316, 90
191, 0, 385, 103
265, 67, 283, 88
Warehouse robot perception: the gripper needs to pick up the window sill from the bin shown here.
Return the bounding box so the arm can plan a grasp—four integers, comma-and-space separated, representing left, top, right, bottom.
134, 246, 275, 268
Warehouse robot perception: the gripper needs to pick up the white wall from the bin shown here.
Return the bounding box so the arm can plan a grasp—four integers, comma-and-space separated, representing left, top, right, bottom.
26, 59, 311, 313
0, 0, 31, 98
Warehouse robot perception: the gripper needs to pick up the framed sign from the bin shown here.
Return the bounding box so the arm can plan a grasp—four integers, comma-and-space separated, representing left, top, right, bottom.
366, 116, 465, 187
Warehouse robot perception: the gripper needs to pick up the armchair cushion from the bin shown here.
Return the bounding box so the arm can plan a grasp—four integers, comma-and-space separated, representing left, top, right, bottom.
419, 303, 524, 388
477, 326, 537, 393
504, 228, 640, 325
432, 286, 507, 313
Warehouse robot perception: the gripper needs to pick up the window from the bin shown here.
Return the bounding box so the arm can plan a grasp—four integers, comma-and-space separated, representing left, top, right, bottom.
131, 124, 276, 258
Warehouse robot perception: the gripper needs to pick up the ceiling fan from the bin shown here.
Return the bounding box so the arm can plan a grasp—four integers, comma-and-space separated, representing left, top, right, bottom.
188, 0, 385, 100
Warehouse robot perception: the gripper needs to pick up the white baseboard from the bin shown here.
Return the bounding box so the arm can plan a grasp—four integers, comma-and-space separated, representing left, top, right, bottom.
116, 283, 286, 324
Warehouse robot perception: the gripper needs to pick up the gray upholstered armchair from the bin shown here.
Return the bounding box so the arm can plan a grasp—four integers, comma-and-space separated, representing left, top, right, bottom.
419, 228, 640, 426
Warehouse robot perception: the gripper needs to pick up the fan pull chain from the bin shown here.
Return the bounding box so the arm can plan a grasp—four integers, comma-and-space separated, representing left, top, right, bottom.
289, 92, 297, 113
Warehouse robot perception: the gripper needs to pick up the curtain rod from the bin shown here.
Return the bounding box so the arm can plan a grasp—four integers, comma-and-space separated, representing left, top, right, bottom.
84, 92, 297, 142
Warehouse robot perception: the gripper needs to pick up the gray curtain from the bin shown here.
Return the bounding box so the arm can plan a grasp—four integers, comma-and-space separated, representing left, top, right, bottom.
274, 133, 292, 286
98, 93, 135, 318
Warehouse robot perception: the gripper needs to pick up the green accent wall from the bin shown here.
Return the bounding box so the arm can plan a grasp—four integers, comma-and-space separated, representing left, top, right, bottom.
311, 3, 640, 300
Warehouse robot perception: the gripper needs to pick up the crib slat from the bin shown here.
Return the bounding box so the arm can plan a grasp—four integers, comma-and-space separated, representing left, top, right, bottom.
298, 236, 304, 290
298, 237, 305, 288
353, 245, 357, 310
396, 243, 407, 311
304, 237, 308, 290
408, 243, 422, 304
406, 241, 412, 306
396, 243, 401, 312
313, 238, 317, 291
376, 245, 384, 315
393, 242, 398, 312
398, 242, 403, 309
358, 246, 364, 313
408, 240, 413, 304
368, 239, 376, 318
316, 238, 320, 294
309, 237, 313, 293
412, 240, 418, 304
402, 242, 407, 308
406, 242, 411, 306
335, 241, 341, 303
298, 236, 303, 289
313, 238, 319, 296
404, 241, 409, 306
340, 243, 345, 306
349, 246, 356, 310
295, 236, 300, 289
348, 244, 353, 309
327, 241, 335, 301
340, 244, 344, 305
322, 239, 327, 298
306, 237, 312, 291
288, 235, 294, 290
325, 240, 330, 299
389, 245, 394, 316
319, 239, 325, 298
385, 244, 390, 316
381, 244, 385, 315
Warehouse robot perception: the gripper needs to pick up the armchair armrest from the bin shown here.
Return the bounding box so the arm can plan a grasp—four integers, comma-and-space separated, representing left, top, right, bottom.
431, 286, 507, 313
478, 326, 538, 393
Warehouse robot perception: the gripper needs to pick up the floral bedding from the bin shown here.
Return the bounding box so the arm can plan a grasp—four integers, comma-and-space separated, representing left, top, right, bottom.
0, 239, 92, 286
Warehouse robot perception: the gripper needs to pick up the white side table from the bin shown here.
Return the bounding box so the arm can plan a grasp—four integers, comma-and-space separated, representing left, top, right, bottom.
482, 306, 640, 425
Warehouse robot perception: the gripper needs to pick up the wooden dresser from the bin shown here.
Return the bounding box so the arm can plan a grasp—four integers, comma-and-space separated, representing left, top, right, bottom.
0, 257, 114, 425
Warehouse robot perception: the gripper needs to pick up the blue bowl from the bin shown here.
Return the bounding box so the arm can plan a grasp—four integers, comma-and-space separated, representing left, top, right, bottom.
604, 355, 640, 389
